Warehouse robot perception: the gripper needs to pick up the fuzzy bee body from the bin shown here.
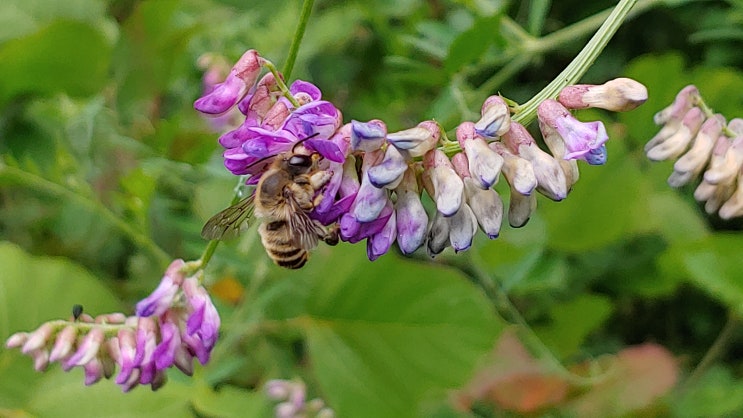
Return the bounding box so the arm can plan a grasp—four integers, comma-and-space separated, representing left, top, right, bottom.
201, 151, 338, 269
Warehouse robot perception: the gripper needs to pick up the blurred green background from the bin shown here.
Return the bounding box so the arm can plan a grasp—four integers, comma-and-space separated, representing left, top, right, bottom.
2, 0, 743, 416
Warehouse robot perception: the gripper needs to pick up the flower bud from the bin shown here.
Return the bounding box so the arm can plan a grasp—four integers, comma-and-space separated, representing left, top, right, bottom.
448, 203, 478, 252
423, 150, 464, 216
475, 95, 511, 138
351, 119, 387, 152
395, 169, 428, 255
646, 107, 705, 161
22, 323, 55, 353
426, 211, 450, 257
64, 327, 105, 368
490, 142, 538, 196
703, 135, 743, 185
668, 115, 724, 188
464, 177, 503, 239
558, 78, 648, 112
367, 211, 397, 261
654, 85, 700, 126
386, 121, 440, 157
503, 122, 568, 201
457, 122, 504, 188
509, 189, 537, 228
49, 325, 78, 362
136, 259, 187, 317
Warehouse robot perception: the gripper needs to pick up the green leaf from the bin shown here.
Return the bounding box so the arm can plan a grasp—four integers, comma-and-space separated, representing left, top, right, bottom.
190, 383, 271, 418
665, 234, 743, 316
0, 21, 112, 103
444, 15, 503, 75
0, 241, 122, 341
299, 244, 504, 418
534, 293, 613, 359
671, 366, 743, 418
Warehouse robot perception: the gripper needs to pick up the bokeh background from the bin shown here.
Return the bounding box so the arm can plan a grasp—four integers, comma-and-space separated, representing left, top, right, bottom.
2, 0, 743, 416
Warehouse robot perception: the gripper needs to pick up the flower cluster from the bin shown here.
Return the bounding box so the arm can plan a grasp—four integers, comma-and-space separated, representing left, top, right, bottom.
5, 260, 220, 391
265, 379, 335, 418
195, 50, 648, 261
645, 85, 743, 219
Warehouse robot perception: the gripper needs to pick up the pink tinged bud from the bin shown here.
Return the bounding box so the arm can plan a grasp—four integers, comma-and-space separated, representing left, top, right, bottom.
28, 349, 50, 371
153, 321, 179, 371
95, 313, 128, 324
367, 211, 397, 261
119, 368, 142, 392
558, 78, 648, 112
537, 99, 609, 163
503, 122, 567, 201
395, 188, 428, 254
22, 323, 55, 353
475, 95, 511, 138
646, 107, 705, 161
65, 328, 105, 368
719, 175, 743, 220
654, 85, 700, 125
490, 142, 538, 196
6, 332, 29, 348
276, 402, 299, 418
265, 380, 292, 400
241, 72, 280, 118
83, 357, 104, 385
352, 150, 389, 222
49, 325, 78, 362
386, 121, 440, 157
703, 136, 743, 185
351, 119, 387, 152
115, 328, 137, 385
695, 177, 736, 215
464, 178, 503, 239
423, 150, 464, 216
194, 50, 263, 114
367, 145, 408, 189
426, 211, 450, 257
509, 190, 537, 228
457, 122, 504, 188
668, 115, 724, 188
448, 202, 478, 252
261, 101, 291, 131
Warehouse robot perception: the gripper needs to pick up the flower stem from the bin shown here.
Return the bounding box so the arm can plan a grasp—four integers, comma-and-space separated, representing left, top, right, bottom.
0, 163, 171, 268
513, 0, 639, 126
684, 313, 740, 390
264, 61, 301, 108
282, 0, 316, 80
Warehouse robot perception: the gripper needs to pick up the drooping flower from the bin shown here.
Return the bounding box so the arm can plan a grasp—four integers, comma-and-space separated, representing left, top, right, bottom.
194, 49, 265, 115
558, 77, 648, 112
474, 95, 511, 139
537, 99, 609, 165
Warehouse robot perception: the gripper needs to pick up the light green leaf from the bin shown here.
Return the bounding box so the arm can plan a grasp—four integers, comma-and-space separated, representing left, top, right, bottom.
0, 21, 111, 103
665, 234, 743, 316
190, 382, 271, 418
299, 244, 504, 418
671, 366, 743, 418
444, 15, 503, 74
0, 241, 122, 341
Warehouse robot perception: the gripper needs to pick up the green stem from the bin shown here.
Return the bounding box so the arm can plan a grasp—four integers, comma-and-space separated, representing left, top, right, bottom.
0, 163, 171, 268
684, 313, 739, 389
513, 0, 638, 125
282, 0, 316, 80
264, 61, 301, 108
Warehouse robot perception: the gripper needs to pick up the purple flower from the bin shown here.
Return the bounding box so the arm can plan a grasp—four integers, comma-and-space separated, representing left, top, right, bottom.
183, 276, 221, 363
136, 259, 187, 318
422, 149, 463, 216
456, 121, 503, 189
367, 211, 397, 261
367, 144, 408, 188
63, 327, 104, 369
194, 50, 264, 115
351, 150, 389, 223
385, 121, 440, 157
537, 99, 609, 163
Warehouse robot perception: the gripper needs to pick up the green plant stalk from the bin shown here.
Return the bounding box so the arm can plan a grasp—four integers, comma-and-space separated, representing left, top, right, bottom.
513, 0, 639, 125
0, 164, 171, 268
282, 0, 316, 80
684, 313, 740, 389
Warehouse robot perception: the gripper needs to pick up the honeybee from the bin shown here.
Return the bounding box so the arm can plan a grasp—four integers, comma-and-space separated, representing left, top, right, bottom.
201, 150, 338, 269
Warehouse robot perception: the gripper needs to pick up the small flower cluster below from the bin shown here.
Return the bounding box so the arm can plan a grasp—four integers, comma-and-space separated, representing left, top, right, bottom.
5, 260, 220, 391
195, 50, 647, 261
265, 379, 335, 418
645, 85, 743, 219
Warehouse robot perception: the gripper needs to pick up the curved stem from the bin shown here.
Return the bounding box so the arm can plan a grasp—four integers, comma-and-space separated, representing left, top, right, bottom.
513, 0, 638, 126
282, 0, 316, 80
684, 313, 739, 389
0, 163, 171, 268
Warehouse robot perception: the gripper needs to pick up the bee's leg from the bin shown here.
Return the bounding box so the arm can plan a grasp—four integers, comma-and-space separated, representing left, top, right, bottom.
308, 171, 332, 189
320, 223, 339, 246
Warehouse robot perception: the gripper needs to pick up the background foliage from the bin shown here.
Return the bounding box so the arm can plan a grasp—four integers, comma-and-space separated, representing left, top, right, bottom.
2, 0, 743, 416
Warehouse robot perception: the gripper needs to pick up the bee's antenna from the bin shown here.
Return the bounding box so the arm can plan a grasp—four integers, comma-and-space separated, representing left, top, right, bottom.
291, 132, 321, 153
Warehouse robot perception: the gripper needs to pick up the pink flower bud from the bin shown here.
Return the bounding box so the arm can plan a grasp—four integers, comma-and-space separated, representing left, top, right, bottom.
558, 78, 647, 112
464, 178, 503, 239
654, 85, 700, 126
423, 150, 464, 216
386, 121, 440, 157
194, 49, 264, 114
668, 115, 724, 187
646, 107, 705, 161
49, 325, 78, 362
475, 95, 511, 138
456, 122, 503, 188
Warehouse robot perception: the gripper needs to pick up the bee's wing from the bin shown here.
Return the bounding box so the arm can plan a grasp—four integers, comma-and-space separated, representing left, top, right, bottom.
201, 195, 255, 240
286, 198, 325, 250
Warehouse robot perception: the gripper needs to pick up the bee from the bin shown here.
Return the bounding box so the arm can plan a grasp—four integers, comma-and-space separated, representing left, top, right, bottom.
201, 149, 338, 269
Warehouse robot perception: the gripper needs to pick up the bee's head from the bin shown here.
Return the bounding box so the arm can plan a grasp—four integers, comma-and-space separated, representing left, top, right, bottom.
284, 153, 315, 176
